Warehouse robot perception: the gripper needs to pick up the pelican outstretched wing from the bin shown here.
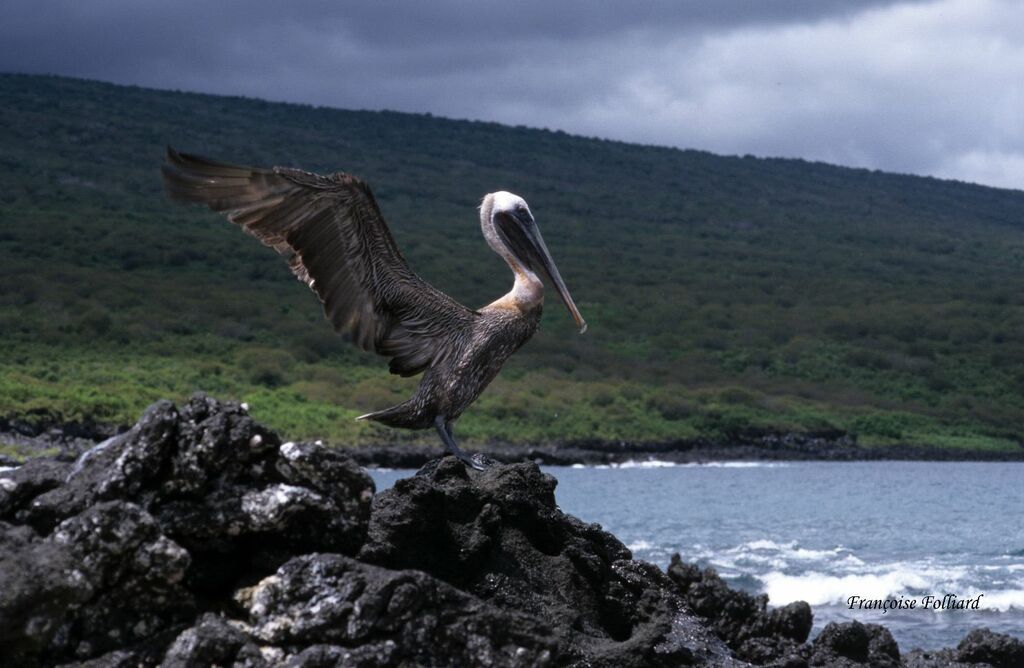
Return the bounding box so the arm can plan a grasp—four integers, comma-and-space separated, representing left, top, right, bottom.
161, 148, 476, 377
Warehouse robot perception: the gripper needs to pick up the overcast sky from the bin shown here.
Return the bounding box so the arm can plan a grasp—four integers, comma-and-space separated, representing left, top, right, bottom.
2, 0, 1023, 190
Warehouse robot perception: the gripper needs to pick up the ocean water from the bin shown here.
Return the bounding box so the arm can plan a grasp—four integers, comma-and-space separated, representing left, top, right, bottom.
369, 461, 1024, 652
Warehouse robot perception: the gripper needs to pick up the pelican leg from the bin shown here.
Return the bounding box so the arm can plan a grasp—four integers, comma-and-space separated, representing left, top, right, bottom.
434, 416, 486, 470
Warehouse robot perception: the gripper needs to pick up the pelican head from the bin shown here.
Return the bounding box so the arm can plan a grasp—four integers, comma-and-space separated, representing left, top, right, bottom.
481, 191, 587, 333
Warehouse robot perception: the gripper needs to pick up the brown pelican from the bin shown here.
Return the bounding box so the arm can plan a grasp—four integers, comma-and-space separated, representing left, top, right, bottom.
161, 148, 586, 469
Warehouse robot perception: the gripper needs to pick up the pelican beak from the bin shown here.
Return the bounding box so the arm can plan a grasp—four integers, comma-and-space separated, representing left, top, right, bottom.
497, 213, 585, 336
526, 225, 587, 333
495, 209, 588, 333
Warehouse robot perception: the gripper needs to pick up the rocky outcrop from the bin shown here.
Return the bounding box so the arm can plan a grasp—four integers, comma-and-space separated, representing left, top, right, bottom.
0, 395, 374, 666
358, 457, 743, 666
667, 555, 812, 666
2, 394, 1020, 667
955, 628, 1024, 667
806, 621, 901, 667
0, 395, 741, 667
902, 628, 1024, 668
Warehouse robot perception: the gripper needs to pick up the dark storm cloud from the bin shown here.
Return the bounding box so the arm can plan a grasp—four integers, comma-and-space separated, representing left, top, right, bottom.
0, 1, 907, 83
1, 0, 1022, 189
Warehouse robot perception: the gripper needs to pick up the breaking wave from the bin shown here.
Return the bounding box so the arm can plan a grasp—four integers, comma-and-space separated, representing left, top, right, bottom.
666, 539, 1024, 613
582, 460, 789, 469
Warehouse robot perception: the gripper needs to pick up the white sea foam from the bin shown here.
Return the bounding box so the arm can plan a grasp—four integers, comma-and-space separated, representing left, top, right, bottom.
584, 460, 677, 469
656, 460, 789, 468
756, 557, 984, 607
981, 589, 1024, 611
672, 536, 1018, 615
627, 540, 655, 551
727, 539, 858, 564
762, 569, 934, 606
0, 466, 18, 473
566, 460, 790, 470
699, 461, 790, 468
614, 459, 678, 468
743, 539, 790, 551
762, 572, 1024, 612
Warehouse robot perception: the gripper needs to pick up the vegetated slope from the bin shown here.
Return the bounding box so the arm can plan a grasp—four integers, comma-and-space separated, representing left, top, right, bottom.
1, 73, 1022, 450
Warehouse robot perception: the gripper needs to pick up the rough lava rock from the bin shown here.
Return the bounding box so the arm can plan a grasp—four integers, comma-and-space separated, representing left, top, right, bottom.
667, 555, 812, 666
0, 396, 743, 667
0, 395, 375, 666
806, 620, 900, 667
234, 553, 560, 667
902, 628, 1024, 668
357, 457, 744, 667
954, 627, 1024, 667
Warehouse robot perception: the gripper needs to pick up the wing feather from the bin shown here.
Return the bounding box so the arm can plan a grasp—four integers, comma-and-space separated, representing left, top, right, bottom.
161, 147, 475, 376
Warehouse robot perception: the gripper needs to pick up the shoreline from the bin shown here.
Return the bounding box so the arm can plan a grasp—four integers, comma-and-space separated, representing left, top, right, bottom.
3, 414, 1022, 468
344, 437, 1024, 468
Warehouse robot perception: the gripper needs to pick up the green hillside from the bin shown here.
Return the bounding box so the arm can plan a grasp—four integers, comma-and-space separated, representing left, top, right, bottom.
1, 73, 1022, 451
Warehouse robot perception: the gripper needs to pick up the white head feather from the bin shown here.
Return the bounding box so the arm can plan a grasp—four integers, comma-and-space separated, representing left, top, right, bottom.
490, 191, 530, 217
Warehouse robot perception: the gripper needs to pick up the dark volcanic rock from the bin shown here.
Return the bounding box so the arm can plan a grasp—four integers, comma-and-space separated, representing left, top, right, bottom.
0, 394, 375, 666
232, 553, 560, 667
903, 628, 1024, 668
160, 613, 267, 668
667, 554, 812, 666
0, 501, 193, 662
358, 457, 743, 667
807, 621, 900, 667
0, 396, 746, 667
955, 628, 1024, 667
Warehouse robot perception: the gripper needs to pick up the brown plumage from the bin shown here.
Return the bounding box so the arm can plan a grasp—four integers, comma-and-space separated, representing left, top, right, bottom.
161, 148, 586, 468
